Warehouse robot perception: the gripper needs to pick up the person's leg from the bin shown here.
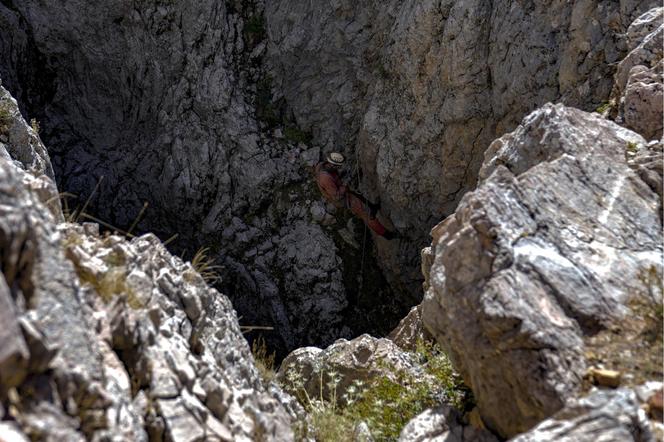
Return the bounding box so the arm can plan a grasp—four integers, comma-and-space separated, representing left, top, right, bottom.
347, 192, 387, 236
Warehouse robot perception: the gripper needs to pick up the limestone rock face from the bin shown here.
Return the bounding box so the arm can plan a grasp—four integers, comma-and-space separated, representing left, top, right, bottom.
612, 8, 664, 140
628, 140, 663, 201
422, 104, 663, 438
0, 85, 60, 220
0, 0, 409, 358
277, 334, 422, 405
0, 91, 296, 440
509, 388, 655, 442
266, 0, 659, 299
1, 1, 658, 356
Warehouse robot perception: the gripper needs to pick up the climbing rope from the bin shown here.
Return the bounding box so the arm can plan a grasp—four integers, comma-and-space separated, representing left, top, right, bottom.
354, 148, 368, 300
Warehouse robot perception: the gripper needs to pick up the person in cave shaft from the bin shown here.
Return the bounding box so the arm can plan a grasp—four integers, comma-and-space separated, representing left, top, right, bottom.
314, 152, 398, 240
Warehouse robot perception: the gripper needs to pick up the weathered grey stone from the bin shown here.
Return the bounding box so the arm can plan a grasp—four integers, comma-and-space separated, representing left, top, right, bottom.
626, 7, 664, 51
2, 1, 658, 356
0, 1, 409, 357
628, 140, 663, 203
354, 421, 374, 442
422, 104, 662, 438
0, 276, 29, 390
62, 225, 296, 441
398, 406, 498, 442
611, 7, 664, 140
614, 8, 664, 96
623, 61, 663, 140
0, 90, 298, 440
277, 334, 422, 405
0, 84, 55, 183
509, 388, 654, 442
0, 422, 31, 442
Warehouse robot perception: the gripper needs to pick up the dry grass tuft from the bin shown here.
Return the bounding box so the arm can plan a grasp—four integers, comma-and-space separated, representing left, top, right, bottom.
251, 336, 276, 384
191, 246, 222, 285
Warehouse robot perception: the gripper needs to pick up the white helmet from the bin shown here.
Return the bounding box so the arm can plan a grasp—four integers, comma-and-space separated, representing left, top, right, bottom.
327, 152, 345, 166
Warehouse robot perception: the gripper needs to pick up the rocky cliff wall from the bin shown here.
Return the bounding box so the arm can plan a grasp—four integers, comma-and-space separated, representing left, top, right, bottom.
0, 0, 412, 358
0, 0, 659, 358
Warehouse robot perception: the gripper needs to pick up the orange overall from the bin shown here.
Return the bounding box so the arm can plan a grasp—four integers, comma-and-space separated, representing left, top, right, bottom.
314, 162, 388, 236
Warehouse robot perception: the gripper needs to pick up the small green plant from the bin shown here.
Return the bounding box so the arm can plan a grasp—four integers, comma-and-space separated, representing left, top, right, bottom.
191, 246, 221, 284
284, 368, 356, 441
626, 141, 639, 154
280, 341, 473, 441
596, 101, 613, 114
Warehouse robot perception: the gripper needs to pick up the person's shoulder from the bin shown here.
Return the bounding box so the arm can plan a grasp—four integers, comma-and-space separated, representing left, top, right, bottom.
315, 161, 328, 173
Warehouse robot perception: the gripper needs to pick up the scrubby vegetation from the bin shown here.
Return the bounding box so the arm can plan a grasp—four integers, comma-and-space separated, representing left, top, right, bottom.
251, 335, 277, 383
281, 340, 473, 441
191, 246, 222, 284
64, 233, 143, 309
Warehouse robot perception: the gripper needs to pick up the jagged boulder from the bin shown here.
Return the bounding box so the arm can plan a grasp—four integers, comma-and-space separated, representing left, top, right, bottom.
0, 93, 297, 441
509, 387, 657, 442
623, 61, 663, 140
0, 84, 60, 220
397, 406, 498, 442
611, 8, 663, 140
62, 225, 298, 441
628, 140, 663, 201
422, 104, 663, 438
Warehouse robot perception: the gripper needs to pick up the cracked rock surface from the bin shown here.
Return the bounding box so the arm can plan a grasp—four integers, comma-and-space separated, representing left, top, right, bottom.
397, 406, 498, 442
0, 0, 409, 358
510, 387, 658, 442
611, 7, 664, 141
422, 103, 662, 438
0, 91, 297, 440
0, 1, 659, 357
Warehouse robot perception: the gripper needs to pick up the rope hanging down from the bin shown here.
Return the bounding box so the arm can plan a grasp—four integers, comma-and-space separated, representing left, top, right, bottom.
354, 149, 368, 299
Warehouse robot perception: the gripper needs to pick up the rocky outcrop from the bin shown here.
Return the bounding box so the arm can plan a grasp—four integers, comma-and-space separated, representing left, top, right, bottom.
611, 7, 663, 140
277, 334, 422, 405
397, 406, 498, 442
0, 84, 60, 219
0, 95, 296, 440
422, 104, 663, 438
510, 387, 657, 442
628, 140, 663, 201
